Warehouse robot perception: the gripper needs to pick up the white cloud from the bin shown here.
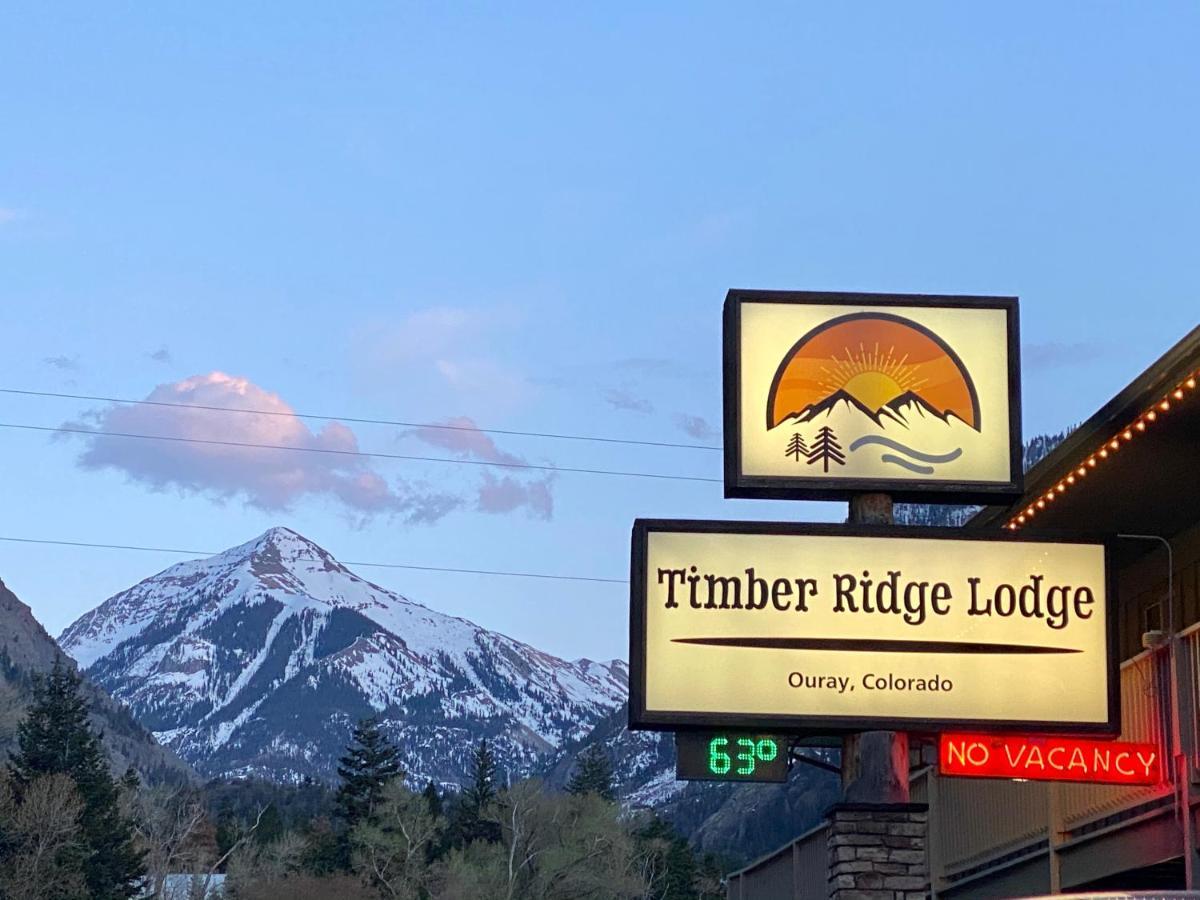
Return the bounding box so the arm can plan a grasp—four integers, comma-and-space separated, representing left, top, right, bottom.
353, 305, 531, 409
63, 372, 459, 522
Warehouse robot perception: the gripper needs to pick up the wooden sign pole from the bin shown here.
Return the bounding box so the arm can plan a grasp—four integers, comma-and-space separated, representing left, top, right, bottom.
828, 492, 929, 898
841, 492, 909, 804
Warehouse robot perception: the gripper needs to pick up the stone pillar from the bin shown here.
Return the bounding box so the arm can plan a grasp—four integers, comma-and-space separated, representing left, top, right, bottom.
827, 802, 928, 899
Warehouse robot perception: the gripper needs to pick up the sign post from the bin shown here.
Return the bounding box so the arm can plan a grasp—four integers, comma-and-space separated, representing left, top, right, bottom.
717, 290, 1026, 897
631, 289, 1050, 897
841, 493, 908, 805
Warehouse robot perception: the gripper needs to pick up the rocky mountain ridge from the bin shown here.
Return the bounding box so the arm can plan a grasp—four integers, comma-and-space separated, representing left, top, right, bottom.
59, 528, 627, 786
0, 577, 193, 784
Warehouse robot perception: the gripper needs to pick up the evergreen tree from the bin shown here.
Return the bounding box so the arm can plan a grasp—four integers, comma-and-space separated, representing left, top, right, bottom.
567, 745, 616, 802
784, 432, 808, 461
255, 804, 285, 845
422, 780, 443, 818
805, 425, 846, 472
462, 738, 497, 813
449, 739, 501, 846
334, 717, 403, 827
8, 659, 145, 900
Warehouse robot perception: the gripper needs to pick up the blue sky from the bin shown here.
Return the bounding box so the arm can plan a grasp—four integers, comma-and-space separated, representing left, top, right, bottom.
2, 3, 1197, 661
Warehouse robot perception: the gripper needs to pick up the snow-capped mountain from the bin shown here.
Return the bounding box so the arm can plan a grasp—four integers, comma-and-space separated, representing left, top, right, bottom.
58, 528, 627, 785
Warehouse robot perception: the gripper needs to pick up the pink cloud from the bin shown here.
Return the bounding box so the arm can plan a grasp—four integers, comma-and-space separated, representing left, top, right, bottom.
405, 416, 525, 466
477, 472, 554, 519
64, 372, 459, 522
406, 416, 555, 520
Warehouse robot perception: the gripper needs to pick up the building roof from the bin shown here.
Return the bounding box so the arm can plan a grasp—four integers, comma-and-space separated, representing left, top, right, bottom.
971, 324, 1200, 540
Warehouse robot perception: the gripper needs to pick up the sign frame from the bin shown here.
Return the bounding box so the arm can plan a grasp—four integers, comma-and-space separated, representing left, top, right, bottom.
628, 518, 1119, 736
722, 290, 1024, 504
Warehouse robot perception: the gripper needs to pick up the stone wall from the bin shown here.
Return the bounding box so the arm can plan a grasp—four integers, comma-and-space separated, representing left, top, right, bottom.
826, 802, 928, 899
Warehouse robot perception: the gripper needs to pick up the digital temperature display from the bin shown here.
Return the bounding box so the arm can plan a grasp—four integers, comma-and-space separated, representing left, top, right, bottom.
675, 733, 788, 782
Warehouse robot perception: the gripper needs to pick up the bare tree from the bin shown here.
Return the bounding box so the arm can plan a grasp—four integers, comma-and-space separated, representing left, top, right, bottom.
0, 772, 87, 900
195, 804, 268, 899
225, 829, 308, 894
135, 786, 210, 898
352, 781, 438, 900
497, 779, 551, 900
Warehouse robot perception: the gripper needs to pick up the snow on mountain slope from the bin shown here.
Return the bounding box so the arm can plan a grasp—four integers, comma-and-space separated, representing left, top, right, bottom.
59, 528, 626, 785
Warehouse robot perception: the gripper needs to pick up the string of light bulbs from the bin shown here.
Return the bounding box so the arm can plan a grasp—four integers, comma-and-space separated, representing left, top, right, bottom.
1006, 369, 1199, 530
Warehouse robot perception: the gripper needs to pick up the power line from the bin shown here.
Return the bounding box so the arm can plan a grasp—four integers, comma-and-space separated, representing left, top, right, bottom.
0, 535, 628, 585
0, 387, 722, 452
0, 421, 722, 485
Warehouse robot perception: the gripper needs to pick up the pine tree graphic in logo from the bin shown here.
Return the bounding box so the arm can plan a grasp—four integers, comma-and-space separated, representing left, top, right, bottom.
784, 433, 809, 462
806, 426, 846, 472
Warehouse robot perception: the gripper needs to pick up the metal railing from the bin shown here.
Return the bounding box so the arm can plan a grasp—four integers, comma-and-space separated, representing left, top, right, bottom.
724, 823, 827, 900
934, 771, 1050, 874
1058, 647, 1173, 828
728, 632, 1198, 896
1182, 622, 1200, 774
935, 646, 1175, 876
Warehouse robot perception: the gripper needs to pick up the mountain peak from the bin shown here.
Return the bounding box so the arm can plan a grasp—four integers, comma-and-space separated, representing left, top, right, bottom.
58, 530, 627, 785
225, 527, 345, 579
244, 525, 323, 555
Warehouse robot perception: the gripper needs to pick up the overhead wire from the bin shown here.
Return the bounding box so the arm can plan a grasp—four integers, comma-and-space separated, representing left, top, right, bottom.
0, 422, 723, 485
0, 385, 698, 585
0, 535, 628, 585
0, 387, 722, 452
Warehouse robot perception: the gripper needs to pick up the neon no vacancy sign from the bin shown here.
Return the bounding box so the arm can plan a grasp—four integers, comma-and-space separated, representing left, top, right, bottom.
629, 520, 1116, 734
723, 291, 1023, 503
940, 733, 1161, 786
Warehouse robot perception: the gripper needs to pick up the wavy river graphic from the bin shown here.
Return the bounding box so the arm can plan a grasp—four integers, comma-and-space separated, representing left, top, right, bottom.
847, 435, 963, 475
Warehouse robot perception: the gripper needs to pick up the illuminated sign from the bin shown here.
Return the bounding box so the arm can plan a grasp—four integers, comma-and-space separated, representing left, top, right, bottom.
629, 520, 1116, 734
940, 733, 1161, 785
723, 290, 1022, 503
675, 733, 788, 782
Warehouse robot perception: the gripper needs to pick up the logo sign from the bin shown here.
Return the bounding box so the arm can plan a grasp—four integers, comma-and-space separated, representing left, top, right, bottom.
723, 290, 1022, 503
629, 520, 1116, 734
675, 733, 789, 782
940, 733, 1161, 786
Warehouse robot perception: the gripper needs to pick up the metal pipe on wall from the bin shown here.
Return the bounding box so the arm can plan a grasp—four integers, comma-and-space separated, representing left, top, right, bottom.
1118, 533, 1191, 890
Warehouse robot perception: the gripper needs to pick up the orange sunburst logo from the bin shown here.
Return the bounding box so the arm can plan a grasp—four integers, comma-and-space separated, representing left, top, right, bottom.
767, 313, 980, 430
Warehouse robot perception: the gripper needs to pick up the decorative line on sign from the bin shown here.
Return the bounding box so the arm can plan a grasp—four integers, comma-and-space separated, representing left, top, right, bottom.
671, 637, 1081, 655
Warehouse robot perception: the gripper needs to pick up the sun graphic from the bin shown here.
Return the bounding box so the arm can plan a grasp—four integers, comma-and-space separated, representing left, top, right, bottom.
767, 313, 980, 430
820, 343, 926, 412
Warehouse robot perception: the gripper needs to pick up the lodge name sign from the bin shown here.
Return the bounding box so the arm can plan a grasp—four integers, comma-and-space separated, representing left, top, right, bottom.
658, 565, 1097, 631
630, 520, 1117, 734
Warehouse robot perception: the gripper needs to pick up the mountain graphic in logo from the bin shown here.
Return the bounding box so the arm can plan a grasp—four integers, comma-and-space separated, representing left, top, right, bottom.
767, 312, 981, 432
